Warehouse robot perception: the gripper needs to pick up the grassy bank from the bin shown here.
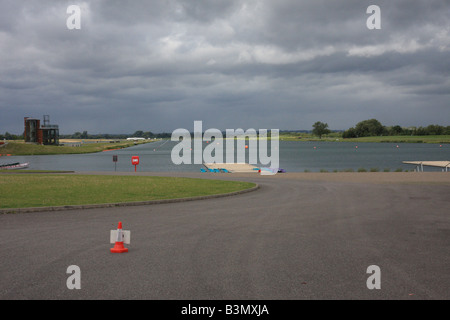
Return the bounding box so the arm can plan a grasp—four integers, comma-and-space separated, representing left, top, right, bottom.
279, 133, 450, 143
0, 140, 152, 156
0, 174, 256, 209
0, 170, 73, 174
337, 135, 450, 144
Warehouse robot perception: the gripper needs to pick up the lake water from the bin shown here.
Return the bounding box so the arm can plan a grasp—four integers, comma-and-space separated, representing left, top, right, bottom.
2, 140, 450, 172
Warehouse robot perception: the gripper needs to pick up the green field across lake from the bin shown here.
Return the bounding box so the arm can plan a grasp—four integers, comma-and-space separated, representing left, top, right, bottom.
0, 140, 150, 156
0, 174, 256, 209
279, 133, 450, 143
2, 135, 449, 157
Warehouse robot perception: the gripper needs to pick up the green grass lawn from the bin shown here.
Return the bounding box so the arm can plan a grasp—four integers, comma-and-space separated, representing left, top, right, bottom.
337, 135, 450, 144
0, 170, 73, 173
0, 140, 151, 156
0, 174, 256, 209
279, 133, 450, 143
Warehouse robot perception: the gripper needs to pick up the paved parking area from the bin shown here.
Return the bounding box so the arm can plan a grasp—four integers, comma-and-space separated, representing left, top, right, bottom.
1, 172, 449, 299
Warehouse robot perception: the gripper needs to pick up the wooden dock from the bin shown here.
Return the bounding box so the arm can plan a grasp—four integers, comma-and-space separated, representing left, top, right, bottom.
204, 163, 259, 173
403, 161, 450, 172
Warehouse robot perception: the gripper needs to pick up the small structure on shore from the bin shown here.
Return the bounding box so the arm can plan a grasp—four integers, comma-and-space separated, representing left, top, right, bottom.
24, 115, 59, 145
403, 161, 450, 172
204, 163, 259, 173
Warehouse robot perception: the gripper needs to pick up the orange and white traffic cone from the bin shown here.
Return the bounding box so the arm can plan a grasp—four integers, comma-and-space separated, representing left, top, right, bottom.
110, 221, 128, 253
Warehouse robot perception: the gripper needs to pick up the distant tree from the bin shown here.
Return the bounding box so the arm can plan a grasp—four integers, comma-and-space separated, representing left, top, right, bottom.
425, 124, 444, 135
416, 127, 427, 135
155, 132, 171, 138
143, 131, 154, 139
342, 127, 357, 138
390, 125, 403, 135
312, 121, 331, 139
406, 126, 417, 136
354, 119, 384, 137
400, 127, 414, 136
133, 130, 144, 137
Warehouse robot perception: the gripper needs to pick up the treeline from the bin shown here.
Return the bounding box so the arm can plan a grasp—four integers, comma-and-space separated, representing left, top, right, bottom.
342, 119, 450, 138
0, 130, 172, 141
0, 132, 23, 140
60, 130, 172, 140
3, 121, 450, 141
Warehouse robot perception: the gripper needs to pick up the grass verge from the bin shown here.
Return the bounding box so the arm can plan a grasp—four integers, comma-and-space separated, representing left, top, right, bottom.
337, 135, 450, 144
0, 174, 256, 209
0, 140, 151, 156
0, 170, 73, 173
279, 134, 450, 143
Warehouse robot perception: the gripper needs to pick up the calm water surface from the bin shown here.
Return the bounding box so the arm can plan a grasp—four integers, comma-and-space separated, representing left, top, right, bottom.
2, 140, 450, 172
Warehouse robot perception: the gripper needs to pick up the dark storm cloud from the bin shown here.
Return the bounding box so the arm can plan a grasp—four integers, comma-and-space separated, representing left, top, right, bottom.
0, 0, 448, 134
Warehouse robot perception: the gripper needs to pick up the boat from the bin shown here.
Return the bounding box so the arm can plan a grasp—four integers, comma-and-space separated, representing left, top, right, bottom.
0, 162, 29, 170
258, 167, 286, 175
259, 167, 278, 175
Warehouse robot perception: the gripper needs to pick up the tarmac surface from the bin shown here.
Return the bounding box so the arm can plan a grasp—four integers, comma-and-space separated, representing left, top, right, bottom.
0, 171, 449, 300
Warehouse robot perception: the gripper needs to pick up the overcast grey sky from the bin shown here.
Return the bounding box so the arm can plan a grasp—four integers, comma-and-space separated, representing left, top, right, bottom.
1, 0, 449, 134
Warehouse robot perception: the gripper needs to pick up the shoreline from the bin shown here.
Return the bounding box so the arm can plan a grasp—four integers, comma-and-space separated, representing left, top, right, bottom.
2, 169, 448, 184
0, 140, 154, 156
259, 171, 450, 184
74, 170, 450, 185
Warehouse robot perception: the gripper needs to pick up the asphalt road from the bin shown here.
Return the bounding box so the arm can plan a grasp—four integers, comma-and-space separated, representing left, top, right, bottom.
1, 172, 449, 300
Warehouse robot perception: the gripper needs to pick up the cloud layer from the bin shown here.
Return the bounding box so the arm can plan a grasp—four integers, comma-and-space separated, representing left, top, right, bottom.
1, 0, 449, 134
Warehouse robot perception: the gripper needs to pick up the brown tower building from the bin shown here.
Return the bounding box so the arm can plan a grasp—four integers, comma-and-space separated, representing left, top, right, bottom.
24, 115, 59, 145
